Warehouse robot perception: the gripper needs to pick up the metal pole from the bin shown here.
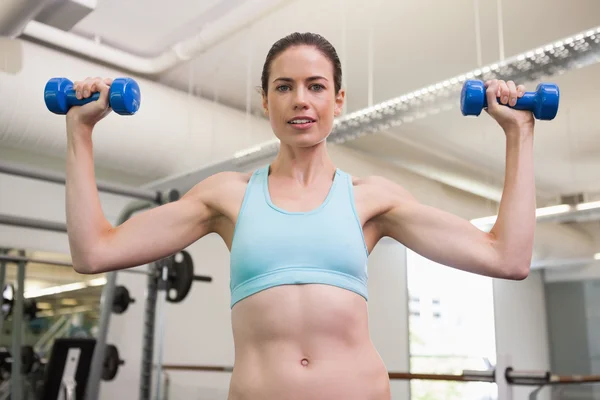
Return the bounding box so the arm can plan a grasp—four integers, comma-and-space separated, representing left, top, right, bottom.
85, 200, 156, 400
0, 250, 7, 344
0, 254, 72, 267
0, 213, 67, 233
140, 263, 159, 400
11, 254, 25, 400
153, 264, 169, 400
0, 160, 161, 203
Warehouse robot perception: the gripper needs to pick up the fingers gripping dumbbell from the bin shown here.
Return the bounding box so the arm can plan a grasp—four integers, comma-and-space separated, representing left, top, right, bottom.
44, 77, 141, 115
460, 79, 560, 120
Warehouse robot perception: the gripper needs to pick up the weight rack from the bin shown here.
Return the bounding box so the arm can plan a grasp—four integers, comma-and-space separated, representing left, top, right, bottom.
0, 159, 179, 400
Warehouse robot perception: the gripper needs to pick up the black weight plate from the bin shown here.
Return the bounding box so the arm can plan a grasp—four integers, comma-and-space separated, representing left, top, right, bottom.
23, 299, 38, 320
167, 250, 194, 303
112, 285, 132, 314
21, 345, 35, 374
102, 344, 120, 381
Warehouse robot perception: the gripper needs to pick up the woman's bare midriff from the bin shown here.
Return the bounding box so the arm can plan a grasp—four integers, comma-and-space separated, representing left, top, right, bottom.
228, 284, 391, 400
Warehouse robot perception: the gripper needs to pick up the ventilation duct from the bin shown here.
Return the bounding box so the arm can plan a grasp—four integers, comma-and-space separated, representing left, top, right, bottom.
34, 0, 96, 31
20, 0, 291, 75
0, 0, 47, 37
0, 39, 272, 180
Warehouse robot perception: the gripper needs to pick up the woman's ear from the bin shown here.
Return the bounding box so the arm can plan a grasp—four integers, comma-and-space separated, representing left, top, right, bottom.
334, 88, 346, 117
262, 90, 269, 117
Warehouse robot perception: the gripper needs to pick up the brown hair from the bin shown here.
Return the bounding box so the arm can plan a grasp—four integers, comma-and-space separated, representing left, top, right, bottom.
261, 32, 342, 95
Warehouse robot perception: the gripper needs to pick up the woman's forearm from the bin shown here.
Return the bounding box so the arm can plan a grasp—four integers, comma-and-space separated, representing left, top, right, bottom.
65, 121, 112, 272
490, 126, 536, 275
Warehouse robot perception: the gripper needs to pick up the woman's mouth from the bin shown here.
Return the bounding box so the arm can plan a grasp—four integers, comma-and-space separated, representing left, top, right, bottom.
288, 117, 316, 130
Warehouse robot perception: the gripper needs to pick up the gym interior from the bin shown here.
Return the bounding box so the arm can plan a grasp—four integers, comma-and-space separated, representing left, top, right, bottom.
1, 0, 600, 399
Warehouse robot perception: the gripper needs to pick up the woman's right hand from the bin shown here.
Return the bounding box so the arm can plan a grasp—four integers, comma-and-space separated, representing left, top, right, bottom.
66, 77, 114, 130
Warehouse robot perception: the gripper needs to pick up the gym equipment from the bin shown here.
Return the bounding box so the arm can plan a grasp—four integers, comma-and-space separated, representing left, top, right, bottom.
20, 345, 36, 374
460, 79, 560, 120
139, 252, 212, 400
167, 250, 212, 303
38, 339, 122, 400
44, 77, 141, 115
0, 160, 210, 400
0, 345, 41, 376
2, 284, 13, 319
112, 285, 135, 314
40, 338, 95, 400
1, 283, 37, 321
102, 344, 123, 381
0, 250, 211, 400
24, 299, 38, 320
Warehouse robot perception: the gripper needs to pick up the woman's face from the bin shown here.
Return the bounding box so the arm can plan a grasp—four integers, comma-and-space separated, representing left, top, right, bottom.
263, 45, 345, 148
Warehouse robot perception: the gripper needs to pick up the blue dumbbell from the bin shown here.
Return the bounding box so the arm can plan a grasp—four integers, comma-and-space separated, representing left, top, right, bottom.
460, 79, 559, 120
44, 77, 141, 115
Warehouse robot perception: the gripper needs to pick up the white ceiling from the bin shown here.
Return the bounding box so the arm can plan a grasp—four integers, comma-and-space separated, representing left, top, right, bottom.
61, 0, 600, 201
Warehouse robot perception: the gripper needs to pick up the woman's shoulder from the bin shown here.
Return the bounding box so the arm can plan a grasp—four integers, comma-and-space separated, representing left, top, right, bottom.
348, 173, 413, 206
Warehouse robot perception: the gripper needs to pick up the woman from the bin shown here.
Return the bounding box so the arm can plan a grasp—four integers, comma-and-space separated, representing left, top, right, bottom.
65, 32, 535, 399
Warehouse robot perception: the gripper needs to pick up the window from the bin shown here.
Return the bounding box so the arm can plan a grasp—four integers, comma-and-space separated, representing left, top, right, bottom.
407, 250, 497, 400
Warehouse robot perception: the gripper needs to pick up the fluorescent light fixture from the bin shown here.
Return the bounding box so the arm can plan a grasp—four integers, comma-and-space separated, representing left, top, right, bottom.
594, 253, 600, 261
60, 298, 78, 306
535, 204, 572, 217
231, 25, 600, 168
25, 282, 86, 298
24, 277, 107, 299
328, 26, 600, 145
577, 201, 600, 211
36, 302, 52, 310
470, 200, 600, 228
87, 277, 107, 287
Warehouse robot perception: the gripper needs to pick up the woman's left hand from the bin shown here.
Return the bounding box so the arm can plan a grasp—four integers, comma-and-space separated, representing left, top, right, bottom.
484, 79, 535, 134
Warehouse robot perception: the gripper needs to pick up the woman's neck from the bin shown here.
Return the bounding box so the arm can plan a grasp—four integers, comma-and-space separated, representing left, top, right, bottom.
270, 141, 336, 185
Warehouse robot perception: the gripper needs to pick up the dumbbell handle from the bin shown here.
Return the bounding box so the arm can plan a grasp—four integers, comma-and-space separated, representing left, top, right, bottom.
64, 89, 102, 108
482, 91, 538, 111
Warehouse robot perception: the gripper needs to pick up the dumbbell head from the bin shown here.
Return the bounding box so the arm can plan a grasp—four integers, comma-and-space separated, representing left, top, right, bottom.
460, 80, 487, 117
531, 82, 559, 121
44, 77, 141, 115
44, 78, 74, 115
109, 78, 141, 115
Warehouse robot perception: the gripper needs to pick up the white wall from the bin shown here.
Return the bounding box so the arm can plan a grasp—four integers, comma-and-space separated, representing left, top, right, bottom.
367, 237, 410, 399
493, 271, 551, 400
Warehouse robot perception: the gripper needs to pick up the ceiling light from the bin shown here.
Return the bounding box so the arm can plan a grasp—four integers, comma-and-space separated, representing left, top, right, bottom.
231, 25, 600, 168
470, 200, 600, 229
24, 277, 107, 299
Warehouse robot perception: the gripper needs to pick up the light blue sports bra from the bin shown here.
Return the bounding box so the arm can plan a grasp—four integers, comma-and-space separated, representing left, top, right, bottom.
229, 165, 369, 308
